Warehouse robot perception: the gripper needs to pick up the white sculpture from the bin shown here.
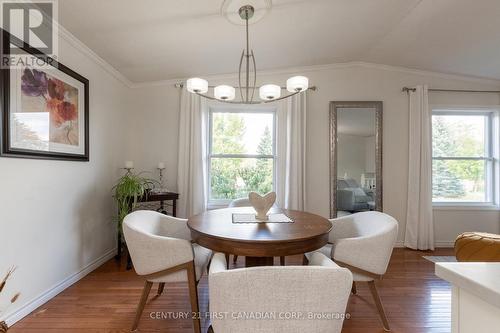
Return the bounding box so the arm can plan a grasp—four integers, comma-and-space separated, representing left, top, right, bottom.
248, 191, 276, 220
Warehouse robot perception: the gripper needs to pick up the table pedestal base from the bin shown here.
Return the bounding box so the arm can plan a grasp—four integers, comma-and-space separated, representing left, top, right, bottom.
245, 256, 274, 267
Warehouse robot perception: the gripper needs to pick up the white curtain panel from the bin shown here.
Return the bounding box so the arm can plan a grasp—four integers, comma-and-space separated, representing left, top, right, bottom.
276, 93, 307, 210
176, 90, 208, 218
404, 85, 435, 250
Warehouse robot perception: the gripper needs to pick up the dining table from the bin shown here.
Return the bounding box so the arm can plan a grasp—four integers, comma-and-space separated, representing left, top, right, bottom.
187, 206, 332, 267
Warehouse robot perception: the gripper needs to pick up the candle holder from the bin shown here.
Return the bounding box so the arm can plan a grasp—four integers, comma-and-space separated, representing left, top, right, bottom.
123, 167, 134, 175
123, 161, 134, 174
155, 165, 168, 193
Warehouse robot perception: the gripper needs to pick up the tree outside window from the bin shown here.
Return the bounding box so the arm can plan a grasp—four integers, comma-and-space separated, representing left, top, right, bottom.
209, 111, 275, 201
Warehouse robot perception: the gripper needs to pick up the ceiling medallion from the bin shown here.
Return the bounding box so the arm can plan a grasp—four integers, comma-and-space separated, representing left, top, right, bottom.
186, 3, 313, 105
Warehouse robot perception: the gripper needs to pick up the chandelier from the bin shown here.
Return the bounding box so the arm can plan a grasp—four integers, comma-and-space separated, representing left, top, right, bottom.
186, 4, 312, 104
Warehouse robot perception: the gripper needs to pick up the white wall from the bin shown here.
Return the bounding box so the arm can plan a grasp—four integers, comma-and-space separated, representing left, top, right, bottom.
0, 33, 131, 324
128, 63, 500, 246
126, 85, 180, 190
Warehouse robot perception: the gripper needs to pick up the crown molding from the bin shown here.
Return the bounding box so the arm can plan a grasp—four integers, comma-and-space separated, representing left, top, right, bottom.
56, 22, 134, 88
129, 61, 500, 89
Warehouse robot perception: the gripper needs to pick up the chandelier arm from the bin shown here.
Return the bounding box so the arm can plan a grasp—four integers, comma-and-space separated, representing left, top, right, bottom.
194, 91, 261, 104
262, 90, 303, 103
245, 10, 250, 102
250, 50, 257, 102
238, 50, 245, 101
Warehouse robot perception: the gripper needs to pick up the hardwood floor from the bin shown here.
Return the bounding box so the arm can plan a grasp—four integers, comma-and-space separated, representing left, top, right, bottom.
10, 248, 454, 333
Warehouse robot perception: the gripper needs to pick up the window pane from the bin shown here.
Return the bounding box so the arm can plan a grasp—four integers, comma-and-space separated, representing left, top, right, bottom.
211, 112, 274, 155
210, 158, 273, 200
432, 115, 486, 157
432, 159, 486, 202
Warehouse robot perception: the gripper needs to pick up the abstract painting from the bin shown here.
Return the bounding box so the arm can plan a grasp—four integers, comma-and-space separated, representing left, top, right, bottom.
1, 30, 89, 161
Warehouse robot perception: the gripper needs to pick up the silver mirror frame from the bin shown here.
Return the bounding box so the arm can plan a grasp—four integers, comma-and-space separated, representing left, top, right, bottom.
329, 101, 383, 218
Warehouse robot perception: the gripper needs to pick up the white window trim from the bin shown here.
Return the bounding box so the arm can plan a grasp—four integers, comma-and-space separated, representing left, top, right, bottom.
207, 105, 277, 209
430, 105, 500, 209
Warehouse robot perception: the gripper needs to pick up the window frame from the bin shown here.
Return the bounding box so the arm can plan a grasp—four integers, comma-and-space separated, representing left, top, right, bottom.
431, 106, 499, 208
207, 105, 277, 208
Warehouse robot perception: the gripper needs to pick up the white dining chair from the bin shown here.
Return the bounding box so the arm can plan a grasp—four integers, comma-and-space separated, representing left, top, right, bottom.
123, 210, 212, 332
227, 198, 284, 265
207, 252, 352, 333
304, 211, 398, 331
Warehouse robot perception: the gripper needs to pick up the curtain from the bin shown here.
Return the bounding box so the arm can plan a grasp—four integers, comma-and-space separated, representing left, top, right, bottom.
176, 90, 208, 218
404, 85, 435, 250
276, 93, 307, 210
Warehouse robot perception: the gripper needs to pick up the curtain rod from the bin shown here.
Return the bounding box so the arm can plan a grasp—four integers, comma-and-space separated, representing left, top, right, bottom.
402, 87, 500, 93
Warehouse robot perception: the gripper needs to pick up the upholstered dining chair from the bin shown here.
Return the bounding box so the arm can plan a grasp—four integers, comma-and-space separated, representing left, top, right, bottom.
304, 211, 398, 331
123, 210, 212, 332
227, 198, 285, 265
207, 252, 352, 333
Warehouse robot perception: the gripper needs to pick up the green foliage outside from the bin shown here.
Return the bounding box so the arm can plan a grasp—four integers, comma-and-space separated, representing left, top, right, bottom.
432, 116, 486, 201
210, 113, 273, 200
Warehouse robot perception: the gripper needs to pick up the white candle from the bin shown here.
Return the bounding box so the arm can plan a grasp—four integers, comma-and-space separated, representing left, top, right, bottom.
125, 161, 134, 169
158, 162, 165, 169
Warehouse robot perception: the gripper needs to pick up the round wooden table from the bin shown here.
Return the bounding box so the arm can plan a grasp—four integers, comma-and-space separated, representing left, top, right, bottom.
187, 207, 332, 267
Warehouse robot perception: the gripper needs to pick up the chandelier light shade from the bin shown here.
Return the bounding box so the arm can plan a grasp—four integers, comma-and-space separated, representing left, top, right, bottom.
214, 85, 236, 101
286, 76, 309, 92
185, 4, 314, 104
186, 78, 208, 94
259, 84, 281, 100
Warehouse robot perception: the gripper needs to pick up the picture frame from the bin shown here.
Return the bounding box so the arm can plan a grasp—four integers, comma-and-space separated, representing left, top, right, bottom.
0, 30, 89, 161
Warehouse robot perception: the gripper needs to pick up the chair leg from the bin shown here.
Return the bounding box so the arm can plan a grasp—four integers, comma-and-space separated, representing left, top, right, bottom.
351, 281, 357, 294
224, 253, 230, 269
367, 280, 390, 331
187, 261, 201, 333
157, 282, 165, 295
132, 281, 153, 331
280, 256, 285, 266
302, 254, 309, 265
233, 255, 238, 263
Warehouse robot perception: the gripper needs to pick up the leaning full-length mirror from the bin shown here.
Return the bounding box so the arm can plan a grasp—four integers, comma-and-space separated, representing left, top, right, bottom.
330, 102, 383, 218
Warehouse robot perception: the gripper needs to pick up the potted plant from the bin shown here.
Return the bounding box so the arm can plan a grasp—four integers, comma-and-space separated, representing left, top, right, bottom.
112, 172, 157, 237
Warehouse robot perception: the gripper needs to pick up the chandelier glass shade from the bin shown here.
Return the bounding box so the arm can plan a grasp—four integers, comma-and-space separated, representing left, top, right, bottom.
186, 4, 312, 104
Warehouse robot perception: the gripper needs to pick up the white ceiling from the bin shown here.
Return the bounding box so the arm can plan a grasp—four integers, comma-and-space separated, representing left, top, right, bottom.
59, 0, 500, 83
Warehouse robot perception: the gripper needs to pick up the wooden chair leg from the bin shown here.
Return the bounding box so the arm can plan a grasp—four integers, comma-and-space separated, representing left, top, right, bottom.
157, 282, 165, 295
302, 254, 309, 265
351, 281, 357, 294
224, 253, 230, 269
132, 281, 152, 331
367, 280, 390, 331
233, 255, 238, 263
187, 261, 201, 333
280, 256, 285, 266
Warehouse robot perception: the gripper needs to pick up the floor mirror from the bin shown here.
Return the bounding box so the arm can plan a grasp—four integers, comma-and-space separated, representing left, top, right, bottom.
330, 101, 383, 218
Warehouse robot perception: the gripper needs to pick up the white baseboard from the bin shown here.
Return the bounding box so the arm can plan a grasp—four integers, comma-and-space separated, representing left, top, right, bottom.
395, 241, 455, 248
4, 248, 117, 326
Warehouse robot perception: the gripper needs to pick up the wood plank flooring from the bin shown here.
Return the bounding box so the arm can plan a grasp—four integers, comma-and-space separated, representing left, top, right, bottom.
10, 248, 454, 333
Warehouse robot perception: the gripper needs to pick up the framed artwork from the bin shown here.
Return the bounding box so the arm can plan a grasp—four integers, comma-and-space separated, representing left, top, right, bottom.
0, 30, 89, 161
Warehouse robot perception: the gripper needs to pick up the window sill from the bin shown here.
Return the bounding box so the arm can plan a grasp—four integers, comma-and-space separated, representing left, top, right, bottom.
207, 201, 230, 210
433, 204, 500, 211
